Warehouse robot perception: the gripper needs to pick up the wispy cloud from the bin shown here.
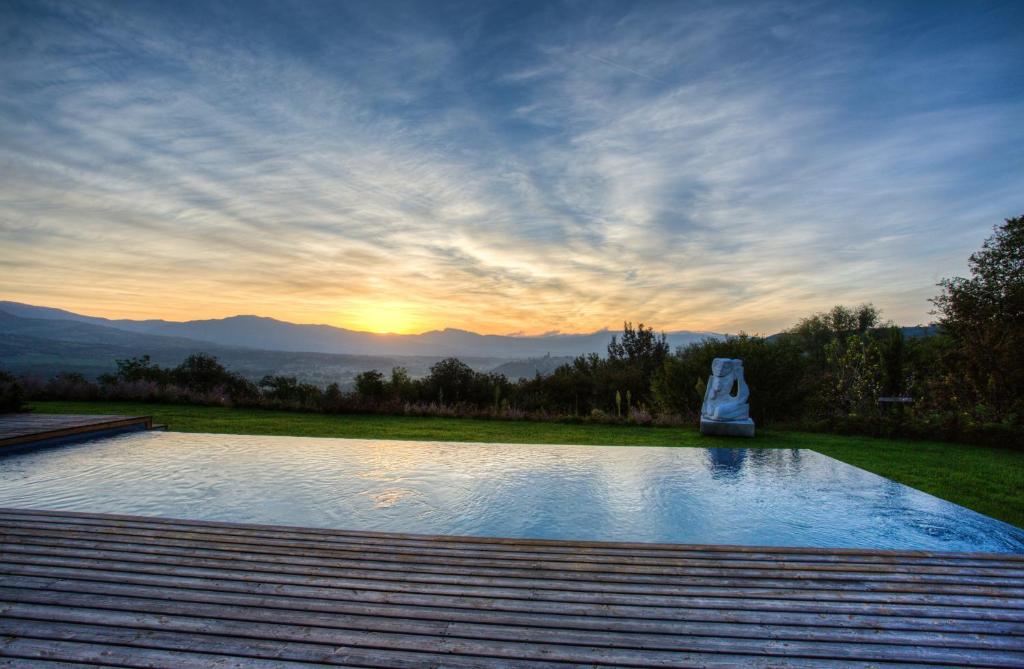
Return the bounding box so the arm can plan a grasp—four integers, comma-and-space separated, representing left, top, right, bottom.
0, 0, 1021, 334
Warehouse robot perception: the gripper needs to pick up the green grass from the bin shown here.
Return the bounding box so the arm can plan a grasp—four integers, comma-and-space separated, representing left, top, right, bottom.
28, 400, 1024, 529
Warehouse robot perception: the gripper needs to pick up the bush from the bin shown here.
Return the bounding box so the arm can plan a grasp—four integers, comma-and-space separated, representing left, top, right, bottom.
0, 370, 25, 413
45, 372, 99, 401
258, 375, 322, 409
653, 334, 807, 425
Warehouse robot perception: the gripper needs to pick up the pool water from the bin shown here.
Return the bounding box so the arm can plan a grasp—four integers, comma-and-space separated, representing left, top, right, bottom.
0, 431, 1021, 552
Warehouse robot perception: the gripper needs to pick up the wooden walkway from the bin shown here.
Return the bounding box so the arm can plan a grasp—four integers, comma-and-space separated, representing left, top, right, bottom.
0, 508, 1022, 667
0, 414, 153, 449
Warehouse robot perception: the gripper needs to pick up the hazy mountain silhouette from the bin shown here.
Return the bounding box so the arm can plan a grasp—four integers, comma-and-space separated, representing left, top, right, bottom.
0, 309, 507, 384
0, 301, 722, 358
489, 355, 577, 381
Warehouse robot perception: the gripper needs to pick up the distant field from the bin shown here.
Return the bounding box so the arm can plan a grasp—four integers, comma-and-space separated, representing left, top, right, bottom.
29, 400, 1024, 529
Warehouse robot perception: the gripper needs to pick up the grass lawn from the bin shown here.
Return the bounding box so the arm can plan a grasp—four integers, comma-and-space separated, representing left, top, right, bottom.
28, 400, 1024, 529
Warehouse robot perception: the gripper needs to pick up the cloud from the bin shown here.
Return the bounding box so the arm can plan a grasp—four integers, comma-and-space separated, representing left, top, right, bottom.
0, 0, 1021, 334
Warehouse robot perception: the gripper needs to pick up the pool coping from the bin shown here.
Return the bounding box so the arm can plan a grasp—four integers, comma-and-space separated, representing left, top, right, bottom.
0, 414, 155, 452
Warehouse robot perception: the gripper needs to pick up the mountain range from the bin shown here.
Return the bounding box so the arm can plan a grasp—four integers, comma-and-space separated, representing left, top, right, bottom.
0, 301, 719, 357
0, 301, 722, 384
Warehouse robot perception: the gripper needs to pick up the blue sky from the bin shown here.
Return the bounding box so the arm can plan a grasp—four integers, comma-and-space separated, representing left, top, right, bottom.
0, 0, 1021, 334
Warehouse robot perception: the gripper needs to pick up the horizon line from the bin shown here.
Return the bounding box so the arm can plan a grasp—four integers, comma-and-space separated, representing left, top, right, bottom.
1, 298, 938, 339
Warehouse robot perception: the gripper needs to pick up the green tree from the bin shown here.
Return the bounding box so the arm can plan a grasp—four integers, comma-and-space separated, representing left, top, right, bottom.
606, 322, 669, 409
354, 370, 388, 400
932, 215, 1024, 420
820, 334, 882, 418
389, 367, 417, 402
787, 303, 883, 365
171, 354, 257, 400
173, 354, 231, 392
321, 382, 344, 410
102, 354, 170, 385
877, 326, 907, 397
425, 358, 478, 404
258, 375, 320, 406
0, 371, 24, 413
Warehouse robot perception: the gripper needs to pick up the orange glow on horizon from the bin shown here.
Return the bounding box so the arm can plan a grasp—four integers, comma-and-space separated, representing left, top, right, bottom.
343, 304, 429, 335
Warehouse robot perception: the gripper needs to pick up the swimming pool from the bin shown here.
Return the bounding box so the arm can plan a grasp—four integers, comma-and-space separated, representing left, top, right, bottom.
1, 431, 1021, 552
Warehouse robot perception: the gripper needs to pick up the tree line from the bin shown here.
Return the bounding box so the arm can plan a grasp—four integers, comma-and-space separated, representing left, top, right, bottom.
3, 215, 1022, 446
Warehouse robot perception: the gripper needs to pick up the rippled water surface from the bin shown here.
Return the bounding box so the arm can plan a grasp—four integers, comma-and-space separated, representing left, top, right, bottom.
1, 431, 1021, 552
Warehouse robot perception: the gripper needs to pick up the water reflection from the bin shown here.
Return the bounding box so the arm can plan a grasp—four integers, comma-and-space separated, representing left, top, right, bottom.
704, 447, 747, 480
0, 432, 1021, 552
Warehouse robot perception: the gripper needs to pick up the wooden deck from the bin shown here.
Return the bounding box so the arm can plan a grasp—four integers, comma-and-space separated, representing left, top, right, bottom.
0, 508, 1022, 668
0, 414, 154, 449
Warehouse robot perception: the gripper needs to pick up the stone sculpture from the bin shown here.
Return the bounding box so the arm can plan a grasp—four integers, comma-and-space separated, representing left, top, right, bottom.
700, 357, 755, 437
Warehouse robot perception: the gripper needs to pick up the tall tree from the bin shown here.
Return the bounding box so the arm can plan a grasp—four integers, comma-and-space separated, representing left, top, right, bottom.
606, 322, 669, 409
932, 215, 1024, 419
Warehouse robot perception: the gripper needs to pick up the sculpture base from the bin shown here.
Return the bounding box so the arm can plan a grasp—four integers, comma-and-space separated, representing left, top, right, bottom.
700, 417, 755, 438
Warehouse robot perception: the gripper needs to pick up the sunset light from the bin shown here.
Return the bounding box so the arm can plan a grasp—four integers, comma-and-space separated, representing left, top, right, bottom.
345, 301, 428, 335
1, 4, 1022, 666
1, 2, 1020, 335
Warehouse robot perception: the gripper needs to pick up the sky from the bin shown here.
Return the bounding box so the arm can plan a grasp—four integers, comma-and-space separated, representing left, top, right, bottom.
0, 0, 1022, 335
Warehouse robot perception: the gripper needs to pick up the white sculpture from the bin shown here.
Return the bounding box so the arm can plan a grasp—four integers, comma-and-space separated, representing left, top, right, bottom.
700, 358, 755, 437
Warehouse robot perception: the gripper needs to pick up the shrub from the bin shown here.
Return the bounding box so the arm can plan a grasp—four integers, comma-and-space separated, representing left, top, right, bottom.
628, 405, 653, 425
0, 370, 25, 413
652, 334, 807, 425
45, 372, 99, 401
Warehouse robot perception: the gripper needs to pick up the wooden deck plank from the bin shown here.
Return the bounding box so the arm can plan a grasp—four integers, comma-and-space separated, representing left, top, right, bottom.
1, 623, 940, 669
8, 610, 1013, 668
6, 506, 1021, 563
8, 573, 1022, 636
0, 660, 95, 669
7, 561, 1024, 623
0, 415, 153, 449
4, 540, 1022, 599
1, 509, 1022, 667
0, 633, 367, 669
6, 552, 1022, 611
4, 513, 1023, 574
4, 512, 1022, 574
6, 535, 1022, 594
4, 585, 1023, 653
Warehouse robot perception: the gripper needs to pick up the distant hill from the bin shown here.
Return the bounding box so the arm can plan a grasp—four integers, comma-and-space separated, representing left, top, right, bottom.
0, 301, 722, 358
898, 325, 941, 338
489, 355, 576, 380
0, 310, 505, 385
766, 324, 940, 343
0, 309, 216, 350
0, 301, 942, 386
